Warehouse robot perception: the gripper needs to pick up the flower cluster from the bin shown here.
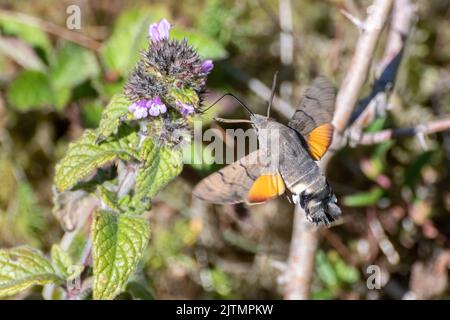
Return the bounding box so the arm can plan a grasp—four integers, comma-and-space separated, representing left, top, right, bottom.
176, 100, 195, 116
124, 19, 214, 122
128, 96, 167, 119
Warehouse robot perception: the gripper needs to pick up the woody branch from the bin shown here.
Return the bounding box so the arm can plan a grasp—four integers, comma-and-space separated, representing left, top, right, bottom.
347, 0, 417, 141
358, 117, 450, 145
283, 0, 395, 300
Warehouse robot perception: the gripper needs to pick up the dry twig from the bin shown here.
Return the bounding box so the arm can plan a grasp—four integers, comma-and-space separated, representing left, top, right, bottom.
358, 117, 450, 145
347, 0, 417, 140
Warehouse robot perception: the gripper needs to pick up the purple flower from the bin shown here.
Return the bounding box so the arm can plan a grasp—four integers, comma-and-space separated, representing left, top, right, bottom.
201, 60, 214, 73
148, 19, 171, 42
128, 100, 148, 119
147, 96, 167, 116
128, 96, 167, 119
176, 100, 195, 116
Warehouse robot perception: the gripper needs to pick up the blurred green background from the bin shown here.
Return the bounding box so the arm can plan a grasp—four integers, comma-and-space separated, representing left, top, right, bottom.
0, 0, 449, 299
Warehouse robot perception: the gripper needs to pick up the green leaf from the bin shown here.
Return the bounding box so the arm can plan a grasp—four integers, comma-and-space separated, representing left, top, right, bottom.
361, 141, 394, 182
126, 280, 154, 300
0, 15, 52, 56
133, 139, 183, 206
404, 151, 434, 189
365, 117, 386, 133
0, 155, 16, 207
12, 182, 46, 246
197, 0, 240, 47
210, 268, 234, 298
98, 185, 123, 213
54, 87, 72, 111
51, 42, 99, 89
7, 70, 53, 111
372, 140, 394, 161
95, 77, 127, 99
50, 245, 73, 278
171, 28, 228, 59
97, 94, 132, 142
0, 166, 46, 251
343, 187, 384, 207
66, 233, 88, 267
327, 251, 360, 284
0, 37, 46, 71
51, 244, 84, 281
82, 101, 103, 128
334, 259, 360, 284
101, 7, 169, 74
316, 250, 338, 288
92, 210, 150, 300
66, 265, 84, 283
98, 184, 149, 215
0, 246, 62, 297
312, 288, 336, 300
49, 42, 100, 110
54, 127, 139, 192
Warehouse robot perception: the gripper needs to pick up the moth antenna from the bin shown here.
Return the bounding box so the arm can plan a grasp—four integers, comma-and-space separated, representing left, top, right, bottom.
202, 93, 254, 116
214, 118, 253, 124
266, 71, 279, 118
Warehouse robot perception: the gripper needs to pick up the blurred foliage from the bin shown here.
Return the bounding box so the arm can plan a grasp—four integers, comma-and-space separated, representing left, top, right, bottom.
0, 0, 449, 300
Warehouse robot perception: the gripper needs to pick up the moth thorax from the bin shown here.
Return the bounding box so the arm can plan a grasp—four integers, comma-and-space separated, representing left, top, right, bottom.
257, 128, 281, 171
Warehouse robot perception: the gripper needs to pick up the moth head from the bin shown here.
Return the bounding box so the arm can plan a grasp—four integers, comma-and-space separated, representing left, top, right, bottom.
250, 114, 269, 131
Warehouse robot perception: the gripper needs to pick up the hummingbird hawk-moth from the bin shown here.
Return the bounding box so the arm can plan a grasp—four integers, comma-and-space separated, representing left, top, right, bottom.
193, 76, 341, 226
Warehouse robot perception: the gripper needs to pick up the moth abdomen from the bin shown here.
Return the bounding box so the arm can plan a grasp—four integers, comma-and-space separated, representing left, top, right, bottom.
291, 177, 341, 226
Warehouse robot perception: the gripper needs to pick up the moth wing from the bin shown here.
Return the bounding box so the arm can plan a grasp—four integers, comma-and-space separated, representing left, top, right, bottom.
306, 123, 334, 160
193, 150, 285, 204
288, 76, 336, 135
288, 77, 336, 160
247, 173, 285, 204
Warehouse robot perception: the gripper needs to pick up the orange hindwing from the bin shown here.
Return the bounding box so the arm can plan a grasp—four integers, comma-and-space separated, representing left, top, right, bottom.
307, 123, 333, 160
247, 173, 285, 204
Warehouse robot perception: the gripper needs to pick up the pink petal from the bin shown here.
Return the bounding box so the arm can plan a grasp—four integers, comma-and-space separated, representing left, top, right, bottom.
157, 19, 171, 40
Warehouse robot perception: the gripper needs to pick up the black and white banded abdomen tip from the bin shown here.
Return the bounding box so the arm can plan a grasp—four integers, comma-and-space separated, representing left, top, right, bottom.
292, 191, 341, 226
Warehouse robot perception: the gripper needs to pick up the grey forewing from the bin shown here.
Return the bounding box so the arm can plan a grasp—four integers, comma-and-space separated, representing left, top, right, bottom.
193, 150, 266, 204
288, 77, 336, 137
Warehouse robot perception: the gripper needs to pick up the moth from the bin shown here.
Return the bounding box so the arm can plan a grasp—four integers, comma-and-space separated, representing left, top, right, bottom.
193, 77, 341, 226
